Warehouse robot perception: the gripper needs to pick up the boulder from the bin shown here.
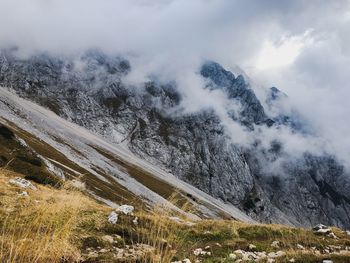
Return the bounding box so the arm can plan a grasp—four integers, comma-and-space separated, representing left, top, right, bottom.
108, 211, 118, 224
312, 224, 328, 231
9, 177, 37, 190
117, 205, 134, 215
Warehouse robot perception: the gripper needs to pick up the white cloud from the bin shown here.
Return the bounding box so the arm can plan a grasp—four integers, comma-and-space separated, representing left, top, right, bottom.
254, 30, 314, 70
1, 0, 350, 168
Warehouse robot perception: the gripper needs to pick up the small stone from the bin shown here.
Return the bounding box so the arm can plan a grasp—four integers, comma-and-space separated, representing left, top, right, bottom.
228, 253, 236, 260
204, 245, 210, 250
297, 244, 304, 250
289, 259, 295, 262
248, 244, 257, 251
182, 259, 191, 263
271, 240, 280, 248
256, 251, 267, 258
116, 205, 134, 215
99, 248, 107, 253
194, 248, 203, 256
102, 235, 114, 244
108, 211, 118, 224
313, 224, 328, 231
276, 251, 286, 257
316, 228, 332, 235
132, 217, 139, 225
322, 260, 333, 263
9, 177, 37, 190
267, 259, 275, 263
193, 248, 211, 256
234, 249, 244, 258
19, 191, 29, 196
346, 230, 350, 236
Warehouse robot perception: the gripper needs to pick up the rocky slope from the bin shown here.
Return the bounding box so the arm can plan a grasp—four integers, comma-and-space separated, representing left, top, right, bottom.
2, 168, 350, 263
0, 49, 349, 228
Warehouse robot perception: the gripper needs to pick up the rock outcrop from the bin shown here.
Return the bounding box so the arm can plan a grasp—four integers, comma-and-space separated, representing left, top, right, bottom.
1, 49, 350, 228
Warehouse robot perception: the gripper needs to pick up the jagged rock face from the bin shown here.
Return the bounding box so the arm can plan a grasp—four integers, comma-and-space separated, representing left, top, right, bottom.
201, 61, 268, 126
1, 50, 350, 228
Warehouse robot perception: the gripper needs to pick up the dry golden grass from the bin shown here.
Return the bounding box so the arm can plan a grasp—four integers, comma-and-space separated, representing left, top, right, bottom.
0, 169, 191, 263
1, 168, 350, 263
0, 168, 105, 263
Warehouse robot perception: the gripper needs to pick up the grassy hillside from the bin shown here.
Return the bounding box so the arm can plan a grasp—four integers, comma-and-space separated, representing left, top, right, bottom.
0, 168, 350, 263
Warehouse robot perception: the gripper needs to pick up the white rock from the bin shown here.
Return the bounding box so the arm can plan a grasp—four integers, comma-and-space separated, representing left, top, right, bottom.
256, 252, 267, 258
132, 217, 138, 225
313, 224, 328, 231
271, 240, 280, 248
248, 244, 257, 250
317, 228, 332, 235
102, 235, 114, 244
276, 251, 286, 257
228, 253, 236, 260
322, 260, 333, 263
267, 259, 275, 263
19, 191, 29, 196
108, 211, 118, 224
234, 249, 244, 257
346, 230, 350, 236
9, 177, 37, 190
182, 259, 191, 263
289, 259, 295, 262
268, 251, 286, 258
194, 248, 203, 256
297, 244, 305, 250
328, 232, 337, 239
116, 205, 134, 215
193, 248, 211, 256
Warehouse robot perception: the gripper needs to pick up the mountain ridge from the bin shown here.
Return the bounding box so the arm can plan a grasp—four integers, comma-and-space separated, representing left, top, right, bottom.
0, 50, 349, 228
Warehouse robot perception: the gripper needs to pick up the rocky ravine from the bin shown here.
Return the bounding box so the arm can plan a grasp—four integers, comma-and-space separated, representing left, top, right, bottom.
0, 50, 349, 228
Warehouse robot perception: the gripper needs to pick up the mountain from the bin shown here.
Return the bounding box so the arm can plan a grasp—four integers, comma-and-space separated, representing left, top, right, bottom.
0, 49, 349, 228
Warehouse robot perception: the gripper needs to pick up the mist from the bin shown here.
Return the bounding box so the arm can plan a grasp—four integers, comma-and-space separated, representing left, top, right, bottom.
1, 0, 350, 169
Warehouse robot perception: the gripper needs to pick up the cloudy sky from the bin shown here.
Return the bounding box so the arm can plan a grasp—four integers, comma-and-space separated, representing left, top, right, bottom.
1, 0, 350, 166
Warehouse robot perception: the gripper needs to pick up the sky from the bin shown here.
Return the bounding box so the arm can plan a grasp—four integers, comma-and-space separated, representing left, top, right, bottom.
1, 0, 350, 167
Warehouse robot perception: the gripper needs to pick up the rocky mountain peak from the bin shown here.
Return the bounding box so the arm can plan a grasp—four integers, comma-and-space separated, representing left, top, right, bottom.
0, 50, 350, 229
